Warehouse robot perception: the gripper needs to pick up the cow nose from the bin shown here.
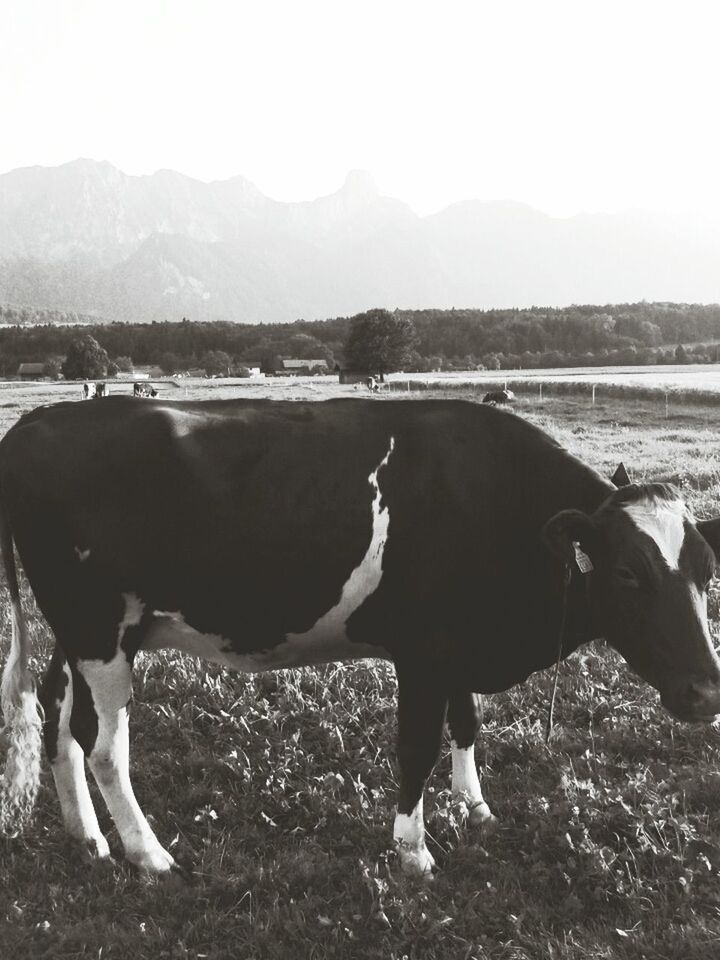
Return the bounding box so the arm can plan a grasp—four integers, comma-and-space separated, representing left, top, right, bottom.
685, 680, 720, 718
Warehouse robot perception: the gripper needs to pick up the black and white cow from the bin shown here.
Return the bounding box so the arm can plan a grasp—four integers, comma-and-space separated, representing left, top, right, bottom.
482, 388, 515, 405
1, 398, 720, 878
133, 382, 158, 398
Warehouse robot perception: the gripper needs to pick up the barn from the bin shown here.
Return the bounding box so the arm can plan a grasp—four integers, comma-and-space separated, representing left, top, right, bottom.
16, 363, 46, 381
280, 358, 330, 375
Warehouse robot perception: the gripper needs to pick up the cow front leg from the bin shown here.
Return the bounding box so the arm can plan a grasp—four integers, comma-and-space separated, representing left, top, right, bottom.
393, 665, 447, 877
39, 648, 110, 859
447, 690, 496, 827
72, 649, 177, 875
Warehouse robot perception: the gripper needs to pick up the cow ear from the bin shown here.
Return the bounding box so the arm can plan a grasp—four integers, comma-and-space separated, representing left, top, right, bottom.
611, 462, 631, 488
542, 510, 596, 565
697, 518, 720, 562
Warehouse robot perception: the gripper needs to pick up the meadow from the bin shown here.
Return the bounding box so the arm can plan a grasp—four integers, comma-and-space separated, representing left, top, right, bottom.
2, 376, 720, 959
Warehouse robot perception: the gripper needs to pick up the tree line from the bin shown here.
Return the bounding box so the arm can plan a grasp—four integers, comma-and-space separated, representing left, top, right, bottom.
2, 302, 720, 377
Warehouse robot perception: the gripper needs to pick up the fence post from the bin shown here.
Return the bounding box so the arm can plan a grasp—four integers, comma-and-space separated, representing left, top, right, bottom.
592, 384, 596, 406
539, 382, 543, 402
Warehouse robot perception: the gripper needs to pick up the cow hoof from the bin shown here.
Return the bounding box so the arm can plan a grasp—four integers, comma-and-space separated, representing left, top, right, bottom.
131, 845, 178, 877
70, 835, 111, 862
468, 802, 498, 830
82, 835, 112, 860
396, 841, 436, 879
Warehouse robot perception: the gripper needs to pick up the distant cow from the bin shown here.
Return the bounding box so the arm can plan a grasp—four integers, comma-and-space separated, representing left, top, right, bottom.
482, 388, 515, 405
82, 382, 96, 400
1, 399, 720, 878
133, 382, 158, 398
94, 382, 108, 398
367, 376, 379, 392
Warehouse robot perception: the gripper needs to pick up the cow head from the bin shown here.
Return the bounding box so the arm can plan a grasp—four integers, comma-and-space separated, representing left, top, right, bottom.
543, 483, 720, 722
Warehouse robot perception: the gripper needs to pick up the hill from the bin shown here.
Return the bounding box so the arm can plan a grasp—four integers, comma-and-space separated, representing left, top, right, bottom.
1, 160, 720, 322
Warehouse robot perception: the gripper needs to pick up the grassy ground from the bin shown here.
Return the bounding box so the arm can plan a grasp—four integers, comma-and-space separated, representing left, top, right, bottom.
2, 384, 720, 959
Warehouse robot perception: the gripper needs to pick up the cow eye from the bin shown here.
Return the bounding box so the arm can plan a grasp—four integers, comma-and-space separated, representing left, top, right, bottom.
615, 566, 640, 589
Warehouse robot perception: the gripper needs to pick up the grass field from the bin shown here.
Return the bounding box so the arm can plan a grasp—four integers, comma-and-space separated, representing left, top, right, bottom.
2, 380, 720, 959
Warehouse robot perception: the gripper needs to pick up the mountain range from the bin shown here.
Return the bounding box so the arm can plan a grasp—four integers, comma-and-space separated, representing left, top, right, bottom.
1, 159, 719, 323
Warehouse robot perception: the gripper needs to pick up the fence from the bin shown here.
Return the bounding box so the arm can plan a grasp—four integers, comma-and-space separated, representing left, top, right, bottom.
385, 376, 720, 409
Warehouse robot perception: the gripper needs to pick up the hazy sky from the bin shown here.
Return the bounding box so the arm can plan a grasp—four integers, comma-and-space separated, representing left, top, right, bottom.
2, 0, 719, 217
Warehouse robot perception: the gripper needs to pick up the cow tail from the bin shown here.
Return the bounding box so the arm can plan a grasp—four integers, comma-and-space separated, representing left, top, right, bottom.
0, 491, 42, 836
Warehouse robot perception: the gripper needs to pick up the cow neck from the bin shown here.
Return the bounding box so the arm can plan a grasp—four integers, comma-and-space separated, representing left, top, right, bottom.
561, 563, 595, 654
546, 562, 594, 742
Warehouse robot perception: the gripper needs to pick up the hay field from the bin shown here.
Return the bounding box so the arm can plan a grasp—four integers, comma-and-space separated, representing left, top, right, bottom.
2, 379, 720, 960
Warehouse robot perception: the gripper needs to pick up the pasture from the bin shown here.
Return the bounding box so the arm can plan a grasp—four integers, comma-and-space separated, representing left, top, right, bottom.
2, 376, 720, 959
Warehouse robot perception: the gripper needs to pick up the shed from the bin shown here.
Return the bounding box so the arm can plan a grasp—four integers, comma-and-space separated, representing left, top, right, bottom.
17, 362, 46, 381
281, 358, 329, 375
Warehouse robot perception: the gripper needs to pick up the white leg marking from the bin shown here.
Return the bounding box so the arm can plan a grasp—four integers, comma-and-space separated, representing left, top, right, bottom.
623, 497, 688, 570
78, 646, 175, 874
51, 663, 110, 858
451, 741, 496, 827
393, 797, 435, 876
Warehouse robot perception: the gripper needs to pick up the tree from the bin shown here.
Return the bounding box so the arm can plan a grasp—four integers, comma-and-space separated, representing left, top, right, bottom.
61, 335, 109, 380
202, 350, 232, 377
159, 352, 181, 374
114, 355, 134, 373
343, 309, 417, 378
43, 357, 63, 380
675, 343, 689, 364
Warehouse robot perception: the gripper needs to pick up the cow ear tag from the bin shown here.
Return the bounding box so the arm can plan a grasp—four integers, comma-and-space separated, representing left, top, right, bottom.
573, 541, 594, 574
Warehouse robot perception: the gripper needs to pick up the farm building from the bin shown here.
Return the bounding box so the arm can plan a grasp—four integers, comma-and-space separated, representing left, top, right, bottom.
279, 358, 329, 375
132, 365, 164, 380
17, 362, 46, 380
236, 361, 262, 376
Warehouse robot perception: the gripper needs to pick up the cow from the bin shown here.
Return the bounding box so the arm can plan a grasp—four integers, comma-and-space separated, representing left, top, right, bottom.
94, 382, 108, 398
1, 397, 720, 879
81, 382, 96, 400
133, 382, 158, 398
482, 388, 515, 405
367, 376, 379, 392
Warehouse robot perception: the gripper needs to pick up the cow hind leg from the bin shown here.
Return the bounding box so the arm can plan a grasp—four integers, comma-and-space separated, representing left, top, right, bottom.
393, 665, 447, 877
447, 691, 496, 828
72, 646, 177, 875
39, 648, 110, 858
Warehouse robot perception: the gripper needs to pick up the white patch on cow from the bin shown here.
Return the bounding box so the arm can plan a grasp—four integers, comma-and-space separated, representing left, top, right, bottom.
689, 581, 713, 643
622, 496, 688, 570
283, 435, 395, 651
450, 741, 496, 827
393, 798, 435, 876
74, 546, 91, 562
142, 438, 396, 669
118, 593, 144, 642
50, 662, 110, 857
78, 644, 176, 873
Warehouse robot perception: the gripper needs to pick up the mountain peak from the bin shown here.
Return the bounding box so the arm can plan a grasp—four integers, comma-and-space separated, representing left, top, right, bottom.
340, 169, 378, 197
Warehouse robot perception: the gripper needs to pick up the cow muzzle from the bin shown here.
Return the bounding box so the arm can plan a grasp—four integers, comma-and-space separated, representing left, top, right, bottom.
662, 678, 720, 722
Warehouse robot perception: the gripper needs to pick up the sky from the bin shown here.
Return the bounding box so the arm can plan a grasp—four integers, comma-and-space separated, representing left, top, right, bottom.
2, 0, 720, 217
